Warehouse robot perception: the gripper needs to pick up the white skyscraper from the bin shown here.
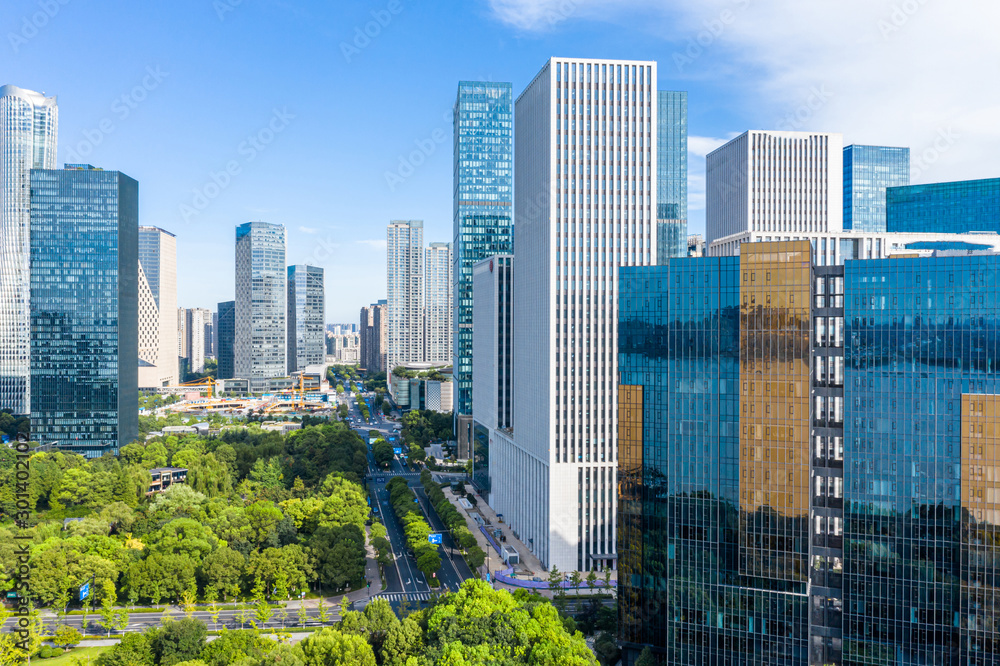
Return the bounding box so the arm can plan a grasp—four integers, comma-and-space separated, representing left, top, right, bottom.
386, 220, 424, 369
500, 58, 657, 571
138, 226, 178, 388
186, 308, 211, 374
424, 241, 452, 364
0, 85, 58, 414
235, 221, 286, 388
706, 130, 844, 256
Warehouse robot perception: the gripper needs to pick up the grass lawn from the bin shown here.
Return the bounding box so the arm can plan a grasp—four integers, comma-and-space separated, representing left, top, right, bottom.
43, 645, 112, 665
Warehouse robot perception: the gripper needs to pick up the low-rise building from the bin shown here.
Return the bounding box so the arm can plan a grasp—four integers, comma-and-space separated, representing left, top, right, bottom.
148, 467, 187, 494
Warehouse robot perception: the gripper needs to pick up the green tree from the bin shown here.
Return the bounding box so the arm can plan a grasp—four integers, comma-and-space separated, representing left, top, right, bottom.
200, 629, 277, 666
200, 546, 245, 601
381, 616, 423, 666
586, 569, 599, 591
152, 617, 208, 666
97, 632, 154, 666
635, 645, 659, 666
98, 579, 119, 636
298, 628, 376, 666
594, 631, 621, 666
416, 549, 442, 581
182, 585, 198, 619
52, 625, 83, 649
569, 570, 583, 597
251, 577, 273, 629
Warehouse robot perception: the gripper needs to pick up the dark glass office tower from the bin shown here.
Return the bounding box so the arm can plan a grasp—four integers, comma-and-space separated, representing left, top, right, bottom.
452, 81, 513, 449
887, 177, 1000, 234
842, 145, 910, 232
217, 300, 235, 380
29, 165, 138, 457
655, 90, 688, 262
620, 244, 1000, 665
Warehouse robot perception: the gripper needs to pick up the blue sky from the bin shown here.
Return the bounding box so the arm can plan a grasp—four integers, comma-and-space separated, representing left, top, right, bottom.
4, 0, 998, 322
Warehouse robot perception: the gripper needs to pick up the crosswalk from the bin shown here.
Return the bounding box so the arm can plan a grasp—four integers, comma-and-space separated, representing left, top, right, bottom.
376, 591, 433, 602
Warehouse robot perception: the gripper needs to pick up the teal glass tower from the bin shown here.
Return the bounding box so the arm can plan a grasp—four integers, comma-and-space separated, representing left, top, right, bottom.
656, 90, 688, 262
453, 81, 513, 445
843, 145, 910, 232
887, 177, 1000, 234
29, 165, 138, 457
217, 300, 235, 380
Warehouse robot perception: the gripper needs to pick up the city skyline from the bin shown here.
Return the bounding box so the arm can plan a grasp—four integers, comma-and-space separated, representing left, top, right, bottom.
4, 0, 997, 322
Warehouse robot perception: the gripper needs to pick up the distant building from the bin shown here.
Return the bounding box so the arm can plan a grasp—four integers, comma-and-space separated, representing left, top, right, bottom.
327, 331, 360, 364
184, 308, 211, 374
887, 177, 1000, 234
147, 467, 187, 495
287, 265, 325, 372
424, 242, 452, 364
387, 220, 424, 368
235, 222, 287, 389
29, 164, 138, 457
686, 234, 705, 257
0, 85, 58, 415
388, 362, 452, 412
655, 90, 688, 262
137, 226, 178, 388
216, 300, 235, 379
452, 80, 514, 449
843, 144, 910, 232
360, 300, 387, 373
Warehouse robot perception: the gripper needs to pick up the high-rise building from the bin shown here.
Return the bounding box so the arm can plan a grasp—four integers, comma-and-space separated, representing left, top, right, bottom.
185, 308, 211, 374
216, 300, 235, 380
29, 165, 137, 458
501, 57, 658, 571
471, 254, 513, 501
0, 85, 58, 415
842, 144, 910, 232
137, 227, 178, 388
706, 130, 844, 252
453, 81, 514, 448
360, 300, 388, 373
235, 221, 286, 388
387, 220, 424, 369
887, 177, 1000, 234
655, 90, 688, 262
424, 241, 452, 364
287, 264, 325, 372
618, 242, 1000, 665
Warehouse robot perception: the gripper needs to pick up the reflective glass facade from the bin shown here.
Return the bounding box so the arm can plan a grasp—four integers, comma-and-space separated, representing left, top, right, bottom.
453, 81, 513, 420
656, 90, 688, 262
1, 85, 58, 415
621, 247, 1000, 665
235, 221, 286, 385
887, 178, 1000, 234
217, 300, 235, 380
844, 255, 1000, 664
843, 145, 910, 233
286, 265, 325, 372
29, 166, 138, 457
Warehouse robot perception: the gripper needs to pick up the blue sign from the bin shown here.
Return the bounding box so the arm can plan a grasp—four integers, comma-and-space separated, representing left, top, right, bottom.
1, 435, 9, 443
428, 533, 443, 545
79, 582, 91, 601
393, 447, 402, 455
485, 572, 490, 582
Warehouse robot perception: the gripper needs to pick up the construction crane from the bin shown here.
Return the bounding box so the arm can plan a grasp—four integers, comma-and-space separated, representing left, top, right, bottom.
165, 376, 218, 398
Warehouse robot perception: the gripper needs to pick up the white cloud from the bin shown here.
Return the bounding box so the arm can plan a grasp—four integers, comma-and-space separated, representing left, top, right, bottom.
688, 135, 731, 159
298, 226, 319, 234
488, 0, 1000, 185
357, 239, 387, 250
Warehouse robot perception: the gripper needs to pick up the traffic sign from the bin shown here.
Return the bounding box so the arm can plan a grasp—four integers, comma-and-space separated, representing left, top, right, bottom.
429, 533, 443, 545
79, 582, 90, 601
393, 447, 403, 455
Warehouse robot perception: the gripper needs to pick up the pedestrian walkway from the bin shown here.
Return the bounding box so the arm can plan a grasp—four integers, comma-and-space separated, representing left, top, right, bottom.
374, 591, 433, 603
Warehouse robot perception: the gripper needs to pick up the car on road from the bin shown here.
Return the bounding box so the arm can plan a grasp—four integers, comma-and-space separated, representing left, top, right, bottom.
532, 577, 542, 582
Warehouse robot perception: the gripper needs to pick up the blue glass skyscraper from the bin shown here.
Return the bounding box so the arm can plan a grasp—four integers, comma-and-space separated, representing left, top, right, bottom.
452, 81, 513, 448
29, 165, 138, 457
656, 90, 688, 261
887, 177, 1000, 234
842, 145, 910, 232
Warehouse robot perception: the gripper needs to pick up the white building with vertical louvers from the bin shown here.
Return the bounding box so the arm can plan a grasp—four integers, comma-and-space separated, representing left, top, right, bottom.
501, 57, 657, 572
424, 241, 452, 364
387, 220, 424, 369
137, 226, 177, 388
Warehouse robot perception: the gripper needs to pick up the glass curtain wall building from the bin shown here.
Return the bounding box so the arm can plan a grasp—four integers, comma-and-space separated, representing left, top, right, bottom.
235, 221, 286, 388
216, 300, 235, 380
0, 85, 58, 415
620, 243, 1000, 665
286, 264, 325, 372
29, 165, 138, 457
842, 145, 910, 232
887, 177, 1000, 234
453, 81, 513, 449
656, 90, 688, 262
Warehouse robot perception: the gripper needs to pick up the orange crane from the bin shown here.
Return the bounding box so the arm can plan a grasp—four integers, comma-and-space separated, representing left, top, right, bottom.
166, 377, 218, 398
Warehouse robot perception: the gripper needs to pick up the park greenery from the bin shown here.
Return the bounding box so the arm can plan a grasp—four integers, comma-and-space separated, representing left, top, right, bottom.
385, 477, 442, 585
90, 580, 596, 666
400, 411, 453, 448
419, 470, 487, 571
389, 367, 450, 383
0, 422, 374, 640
